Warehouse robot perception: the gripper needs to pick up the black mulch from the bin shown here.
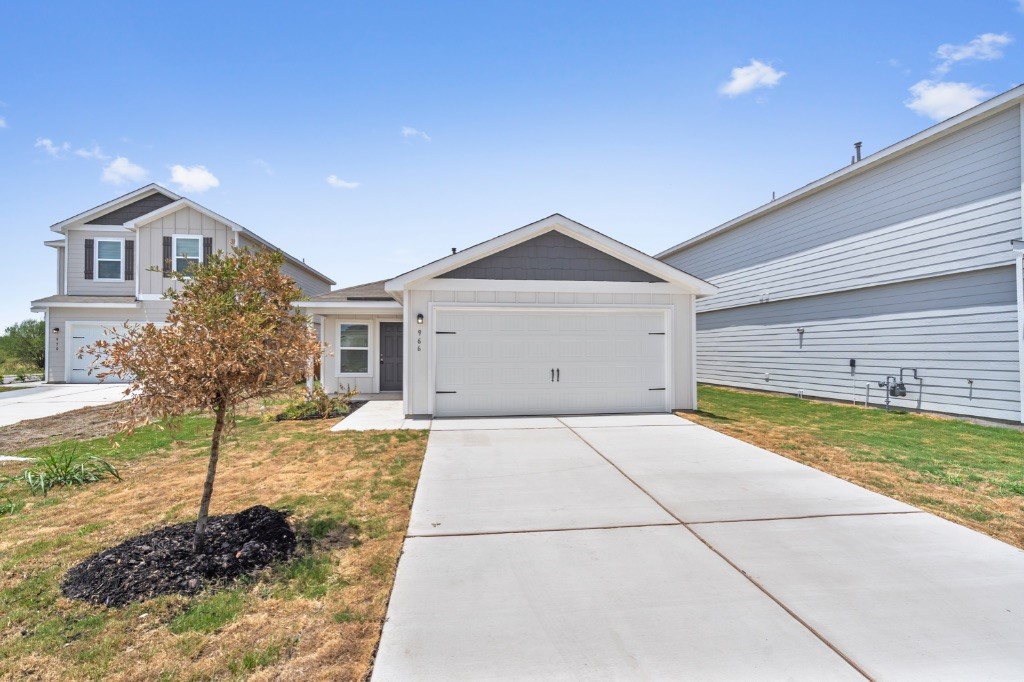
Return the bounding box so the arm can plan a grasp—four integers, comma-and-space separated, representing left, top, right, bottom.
61, 505, 296, 607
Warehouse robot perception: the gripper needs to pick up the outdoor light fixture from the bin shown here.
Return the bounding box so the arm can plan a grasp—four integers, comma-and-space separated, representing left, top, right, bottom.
796, 327, 805, 334
416, 313, 424, 324
52, 327, 60, 334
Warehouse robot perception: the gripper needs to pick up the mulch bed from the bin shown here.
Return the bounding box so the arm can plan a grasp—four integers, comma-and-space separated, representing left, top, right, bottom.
61, 505, 296, 607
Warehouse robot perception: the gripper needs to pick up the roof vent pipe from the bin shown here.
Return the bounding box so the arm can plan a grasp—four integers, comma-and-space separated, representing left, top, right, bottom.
451, 247, 457, 255
854, 141, 862, 162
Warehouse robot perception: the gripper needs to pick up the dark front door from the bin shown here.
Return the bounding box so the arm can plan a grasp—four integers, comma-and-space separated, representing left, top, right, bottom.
379, 322, 403, 392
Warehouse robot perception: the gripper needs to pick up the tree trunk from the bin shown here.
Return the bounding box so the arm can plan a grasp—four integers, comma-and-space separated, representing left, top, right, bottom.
193, 399, 227, 555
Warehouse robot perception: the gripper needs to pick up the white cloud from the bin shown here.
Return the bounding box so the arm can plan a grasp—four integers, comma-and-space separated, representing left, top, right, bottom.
905, 80, 993, 120
935, 33, 1012, 74
101, 156, 149, 185
169, 164, 220, 192
401, 126, 431, 141
719, 59, 786, 97
253, 158, 274, 175
326, 174, 360, 189
0, 117, 6, 129
35, 138, 70, 157
74, 145, 109, 160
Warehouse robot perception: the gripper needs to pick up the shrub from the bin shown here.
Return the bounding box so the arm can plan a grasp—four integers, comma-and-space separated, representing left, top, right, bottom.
4, 446, 121, 497
276, 382, 357, 421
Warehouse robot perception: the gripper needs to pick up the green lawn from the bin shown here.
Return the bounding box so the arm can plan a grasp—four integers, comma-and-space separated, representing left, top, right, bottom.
688, 385, 1024, 547
0, 406, 428, 680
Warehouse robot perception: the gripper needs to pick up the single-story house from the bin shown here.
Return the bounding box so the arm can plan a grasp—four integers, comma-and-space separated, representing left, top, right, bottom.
296, 214, 716, 418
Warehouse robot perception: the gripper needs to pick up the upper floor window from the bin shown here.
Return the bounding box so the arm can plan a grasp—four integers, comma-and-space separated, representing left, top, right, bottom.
96, 239, 124, 280
173, 235, 202, 273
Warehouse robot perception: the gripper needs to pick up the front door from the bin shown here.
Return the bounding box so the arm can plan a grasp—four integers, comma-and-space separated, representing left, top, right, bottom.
379, 322, 403, 391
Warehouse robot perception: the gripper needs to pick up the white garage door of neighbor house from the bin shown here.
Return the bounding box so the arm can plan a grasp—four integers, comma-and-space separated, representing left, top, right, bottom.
69, 323, 127, 383
434, 308, 670, 417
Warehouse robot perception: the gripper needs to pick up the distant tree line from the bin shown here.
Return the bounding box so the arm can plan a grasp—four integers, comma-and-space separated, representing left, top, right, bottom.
0, 319, 45, 372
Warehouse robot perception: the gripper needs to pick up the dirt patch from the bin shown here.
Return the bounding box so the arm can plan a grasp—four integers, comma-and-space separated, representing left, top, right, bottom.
0, 403, 126, 455
61, 506, 296, 607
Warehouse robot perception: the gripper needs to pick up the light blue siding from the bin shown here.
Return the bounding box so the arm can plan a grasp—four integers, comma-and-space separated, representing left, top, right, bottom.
661, 104, 1023, 422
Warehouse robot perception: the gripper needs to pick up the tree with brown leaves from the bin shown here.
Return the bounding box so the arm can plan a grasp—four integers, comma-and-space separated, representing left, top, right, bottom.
83, 249, 321, 554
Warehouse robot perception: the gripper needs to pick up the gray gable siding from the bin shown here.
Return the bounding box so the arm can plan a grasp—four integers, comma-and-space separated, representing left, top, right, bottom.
439, 231, 664, 282
86, 193, 176, 225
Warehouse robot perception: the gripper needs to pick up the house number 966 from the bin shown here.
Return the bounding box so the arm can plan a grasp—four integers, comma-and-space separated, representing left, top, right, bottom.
417, 329, 422, 352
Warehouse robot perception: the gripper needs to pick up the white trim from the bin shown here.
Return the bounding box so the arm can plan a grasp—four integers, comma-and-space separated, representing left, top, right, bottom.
1016, 253, 1024, 423
68, 225, 131, 233
426, 304, 674, 416
335, 320, 374, 379
171, 234, 203, 274
410, 279, 687, 294
402, 297, 411, 415
137, 294, 165, 301
62, 239, 68, 296
43, 309, 50, 383
31, 302, 140, 310
657, 85, 1024, 259
94, 238, 126, 282
50, 184, 181, 233
689, 295, 698, 409
44, 239, 66, 248
294, 301, 402, 310
385, 215, 718, 296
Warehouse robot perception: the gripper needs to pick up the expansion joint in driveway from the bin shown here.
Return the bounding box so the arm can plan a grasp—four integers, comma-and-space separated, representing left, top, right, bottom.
560, 418, 876, 682
406, 520, 681, 539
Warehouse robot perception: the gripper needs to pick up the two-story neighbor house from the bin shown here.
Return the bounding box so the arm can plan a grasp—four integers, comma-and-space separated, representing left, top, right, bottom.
658, 84, 1024, 423
31, 184, 334, 384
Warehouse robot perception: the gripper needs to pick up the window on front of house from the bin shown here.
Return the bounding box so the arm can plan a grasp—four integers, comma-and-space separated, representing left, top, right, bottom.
96, 239, 123, 280
173, 236, 201, 273
338, 323, 370, 374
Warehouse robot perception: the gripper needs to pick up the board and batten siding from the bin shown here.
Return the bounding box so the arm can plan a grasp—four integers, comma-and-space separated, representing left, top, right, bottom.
317, 314, 403, 395
136, 207, 234, 297
660, 104, 1024, 422
65, 230, 136, 296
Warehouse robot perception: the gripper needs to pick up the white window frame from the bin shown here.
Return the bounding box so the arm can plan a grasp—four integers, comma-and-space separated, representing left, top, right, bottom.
95, 238, 125, 281
336, 321, 373, 377
171, 234, 204, 274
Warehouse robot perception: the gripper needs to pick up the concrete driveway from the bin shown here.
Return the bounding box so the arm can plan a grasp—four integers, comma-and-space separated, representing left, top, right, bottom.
373, 414, 1024, 681
0, 383, 127, 427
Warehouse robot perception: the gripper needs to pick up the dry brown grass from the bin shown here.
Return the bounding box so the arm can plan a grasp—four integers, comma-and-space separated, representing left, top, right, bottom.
0, 414, 428, 681
685, 385, 1024, 549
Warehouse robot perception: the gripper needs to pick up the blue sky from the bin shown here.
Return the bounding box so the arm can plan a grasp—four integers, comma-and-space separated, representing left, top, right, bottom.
1, 1, 1022, 329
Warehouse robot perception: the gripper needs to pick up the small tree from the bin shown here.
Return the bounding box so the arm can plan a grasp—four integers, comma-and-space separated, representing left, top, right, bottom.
84, 249, 320, 554
0, 319, 45, 370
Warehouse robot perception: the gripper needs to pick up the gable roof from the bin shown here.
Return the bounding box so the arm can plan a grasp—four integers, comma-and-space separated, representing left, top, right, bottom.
123, 197, 335, 286
656, 83, 1024, 259
50, 184, 181, 232
385, 213, 717, 296
308, 280, 396, 302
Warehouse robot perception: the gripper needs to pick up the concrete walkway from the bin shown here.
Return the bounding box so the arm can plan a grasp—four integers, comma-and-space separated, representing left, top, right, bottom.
331, 400, 430, 431
0, 383, 127, 428
373, 414, 1024, 681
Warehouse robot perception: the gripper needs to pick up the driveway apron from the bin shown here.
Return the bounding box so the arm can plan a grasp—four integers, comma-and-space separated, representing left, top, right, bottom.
373, 415, 1024, 681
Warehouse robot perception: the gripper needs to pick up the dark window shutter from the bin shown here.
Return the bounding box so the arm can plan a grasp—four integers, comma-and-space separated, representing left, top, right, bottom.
162, 236, 172, 274
203, 237, 213, 262
84, 239, 94, 280
125, 240, 134, 281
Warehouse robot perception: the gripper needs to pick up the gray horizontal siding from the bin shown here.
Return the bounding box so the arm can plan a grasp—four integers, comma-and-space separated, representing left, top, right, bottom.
695, 267, 1021, 421
664, 106, 1022, 308
439, 231, 664, 282
236, 234, 332, 297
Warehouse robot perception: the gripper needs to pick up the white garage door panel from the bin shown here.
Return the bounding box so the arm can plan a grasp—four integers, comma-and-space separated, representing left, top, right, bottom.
435, 309, 668, 417
68, 323, 129, 384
